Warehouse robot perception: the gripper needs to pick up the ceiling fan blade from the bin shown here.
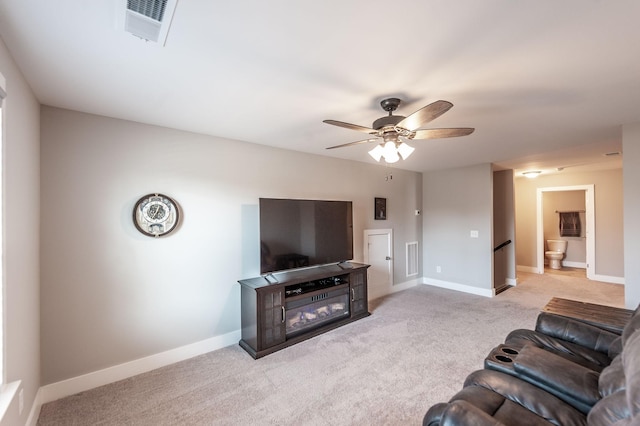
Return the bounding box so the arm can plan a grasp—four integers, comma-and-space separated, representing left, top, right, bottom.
413, 128, 475, 139
396, 100, 453, 131
326, 138, 379, 150
323, 120, 378, 134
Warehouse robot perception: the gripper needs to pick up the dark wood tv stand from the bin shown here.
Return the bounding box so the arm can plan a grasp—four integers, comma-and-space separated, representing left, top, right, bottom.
238, 262, 370, 359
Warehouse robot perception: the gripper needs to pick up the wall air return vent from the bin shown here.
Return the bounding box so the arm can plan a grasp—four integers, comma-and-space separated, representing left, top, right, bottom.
124, 0, 178, 45
406, 241, 419, 277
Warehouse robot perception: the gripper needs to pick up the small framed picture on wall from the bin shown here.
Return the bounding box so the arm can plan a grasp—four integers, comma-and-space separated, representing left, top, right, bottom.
375, 197, 387, 220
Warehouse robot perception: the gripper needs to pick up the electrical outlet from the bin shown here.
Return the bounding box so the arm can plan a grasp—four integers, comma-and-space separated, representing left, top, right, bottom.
470, 230, 479, 238
19, 389, 24, 415
436, 266, 441, 273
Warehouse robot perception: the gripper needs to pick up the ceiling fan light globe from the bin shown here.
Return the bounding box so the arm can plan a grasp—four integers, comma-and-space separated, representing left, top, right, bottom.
397, 142, 415, 160
368, 144, 384, 162
382, 141, 400, 163
383, 141, 397, 157
384, 151, 400, 163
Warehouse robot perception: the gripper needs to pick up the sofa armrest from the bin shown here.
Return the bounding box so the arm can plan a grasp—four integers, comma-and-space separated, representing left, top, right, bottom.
464, 369, 588, 425
513, 344, 600, 414
428, 400, 507, 426
536, 312, 619, 353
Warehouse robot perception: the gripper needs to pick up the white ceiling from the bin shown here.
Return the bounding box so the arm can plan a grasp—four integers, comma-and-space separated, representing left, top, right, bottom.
1, 0, 637, 175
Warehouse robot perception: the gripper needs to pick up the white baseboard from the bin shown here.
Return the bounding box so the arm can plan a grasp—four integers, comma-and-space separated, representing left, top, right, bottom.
563, 261, 587, 268
26, 388, 41, 426
421, 277, 494, 297
517, 265, 539, 273
506, 277, 518, 286
591, 274, 625, 285
390, 278, 420, 294
37, 330, 241, 407
0, 380, 20, 426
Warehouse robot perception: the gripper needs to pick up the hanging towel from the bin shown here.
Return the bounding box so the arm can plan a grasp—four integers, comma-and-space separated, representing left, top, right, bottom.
559, 212, 581, 237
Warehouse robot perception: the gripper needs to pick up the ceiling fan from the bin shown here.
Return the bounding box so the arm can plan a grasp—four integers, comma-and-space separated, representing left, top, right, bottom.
323, 98, 474, 163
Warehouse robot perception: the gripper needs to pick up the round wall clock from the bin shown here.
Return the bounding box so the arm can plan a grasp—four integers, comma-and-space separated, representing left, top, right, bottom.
133, 193, 179, 237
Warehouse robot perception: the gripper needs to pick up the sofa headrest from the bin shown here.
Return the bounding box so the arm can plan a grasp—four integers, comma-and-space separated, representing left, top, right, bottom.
607, 309, 640, 359
622, 313, 640, 346
589, 327, 640, 424
622, 330, 640, 418
599, 355, 624, 397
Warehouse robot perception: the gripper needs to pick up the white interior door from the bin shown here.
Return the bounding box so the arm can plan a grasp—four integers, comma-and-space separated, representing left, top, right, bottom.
364, 229, 393, 301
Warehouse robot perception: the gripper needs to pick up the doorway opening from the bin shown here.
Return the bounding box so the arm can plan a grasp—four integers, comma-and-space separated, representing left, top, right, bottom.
536, 185, 595, 279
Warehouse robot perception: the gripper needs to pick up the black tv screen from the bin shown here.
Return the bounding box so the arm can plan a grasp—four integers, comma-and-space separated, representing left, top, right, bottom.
259, 198, 353, 274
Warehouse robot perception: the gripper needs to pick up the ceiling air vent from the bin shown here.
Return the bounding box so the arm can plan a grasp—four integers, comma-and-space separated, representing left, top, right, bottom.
124, 0, 178, 45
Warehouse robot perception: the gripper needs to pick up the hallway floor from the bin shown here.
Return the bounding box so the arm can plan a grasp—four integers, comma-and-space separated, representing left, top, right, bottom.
544, 266, 587, 278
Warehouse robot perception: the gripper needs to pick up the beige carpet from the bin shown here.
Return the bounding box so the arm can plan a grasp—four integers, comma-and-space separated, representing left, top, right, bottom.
37, 272, 624, 425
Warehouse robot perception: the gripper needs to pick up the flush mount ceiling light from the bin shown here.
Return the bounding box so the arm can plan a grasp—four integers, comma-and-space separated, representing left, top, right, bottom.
324, 97, 474, 164
522, 170, 542, 178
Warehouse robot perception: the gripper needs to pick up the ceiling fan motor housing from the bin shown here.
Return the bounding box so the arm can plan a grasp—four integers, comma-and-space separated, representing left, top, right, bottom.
374, 98, 405, 131
380, 97, 401, 112
372, 115, 405, 130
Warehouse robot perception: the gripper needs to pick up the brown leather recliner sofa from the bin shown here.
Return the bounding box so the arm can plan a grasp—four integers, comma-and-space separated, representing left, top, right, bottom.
423, 304, 640, 426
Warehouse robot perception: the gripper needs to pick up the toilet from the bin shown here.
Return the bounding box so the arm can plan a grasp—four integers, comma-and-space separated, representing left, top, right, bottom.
545, 240, 568, 270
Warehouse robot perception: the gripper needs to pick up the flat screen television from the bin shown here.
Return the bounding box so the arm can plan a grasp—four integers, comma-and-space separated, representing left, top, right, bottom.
259, 198, 353, 274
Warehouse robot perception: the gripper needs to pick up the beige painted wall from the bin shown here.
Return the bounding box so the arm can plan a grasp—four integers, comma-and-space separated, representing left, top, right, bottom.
623, 123, 640, 308
493, 170, 516, 288
39, 106, 423, 384
515, 169, 623, 279
423, 164, 493, 291
0, 37, 41, 425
